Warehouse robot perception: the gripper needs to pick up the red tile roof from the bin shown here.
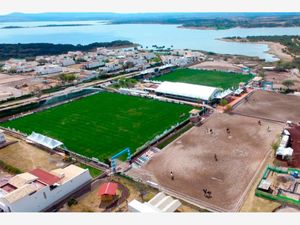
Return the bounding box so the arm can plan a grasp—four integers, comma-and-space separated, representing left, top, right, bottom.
30, 168, 61, 186
98, 182, 118, 196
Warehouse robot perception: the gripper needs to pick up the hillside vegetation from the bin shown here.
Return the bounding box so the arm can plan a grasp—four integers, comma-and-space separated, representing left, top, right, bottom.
0, 41, 133, 60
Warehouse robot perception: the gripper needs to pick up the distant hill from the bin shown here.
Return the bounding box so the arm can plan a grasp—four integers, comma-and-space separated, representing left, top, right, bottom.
1, 12, 300, 30
0, 41, 134, 60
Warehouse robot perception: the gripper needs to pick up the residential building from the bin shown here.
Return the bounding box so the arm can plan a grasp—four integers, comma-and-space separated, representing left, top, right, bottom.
0, 165, 92, 212
35, 65, 63, 75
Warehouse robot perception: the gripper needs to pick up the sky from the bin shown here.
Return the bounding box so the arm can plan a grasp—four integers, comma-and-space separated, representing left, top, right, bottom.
1, 0, 300, 15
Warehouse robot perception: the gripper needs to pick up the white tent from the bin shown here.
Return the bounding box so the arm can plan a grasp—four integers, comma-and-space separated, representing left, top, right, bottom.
27, 132, 63, 149
155, 81, 221, 101
276, 147, 293, 159
279, 135, 290, 148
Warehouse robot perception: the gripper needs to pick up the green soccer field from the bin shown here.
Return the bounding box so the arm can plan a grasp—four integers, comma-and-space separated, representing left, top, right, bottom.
152, 68, 253, 89
1, 92, 193, 161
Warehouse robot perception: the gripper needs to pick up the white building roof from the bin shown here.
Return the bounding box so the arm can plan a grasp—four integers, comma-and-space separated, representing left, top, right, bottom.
128, 192, 181, 213
128, 199, 160, 213
4, 184, 39, 204
215, 89, 234, 99
27, 132, 63, 149
51, 165, 88, 184
279, 135, 290, 148
156, 81, 220, 101
276, 147, 293, 157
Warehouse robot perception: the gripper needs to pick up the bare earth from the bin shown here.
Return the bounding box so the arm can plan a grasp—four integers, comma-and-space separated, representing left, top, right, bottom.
221, 38, 293, 62
0, 134, 65, 171
233, 90, 300, 123
190, 60, 243, 73
261, 41, 294, 62
264, 71, 300, 91
144, 113, 283, 211
0, 73, 32, 86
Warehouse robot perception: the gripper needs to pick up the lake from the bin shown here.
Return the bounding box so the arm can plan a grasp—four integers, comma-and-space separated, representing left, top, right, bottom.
1, 21, 300, 61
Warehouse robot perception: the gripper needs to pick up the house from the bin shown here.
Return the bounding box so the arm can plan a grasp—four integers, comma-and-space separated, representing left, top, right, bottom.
0, 165, 92, 212
84, 60, 105, 70
3, 59, 35, 73
98, 182, 118, 202
57, 57, 75, 67
35, 64, 63, 75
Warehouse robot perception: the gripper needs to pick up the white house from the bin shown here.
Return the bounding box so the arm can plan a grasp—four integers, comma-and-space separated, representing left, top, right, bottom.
57, 57, 75, 67
84, 60, 105, 70
0, 165, 92, 212
35, 65, 63, 75
3, 59, 35, 73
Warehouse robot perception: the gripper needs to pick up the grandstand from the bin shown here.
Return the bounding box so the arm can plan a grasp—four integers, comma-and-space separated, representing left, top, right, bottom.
27, 132, 63, 150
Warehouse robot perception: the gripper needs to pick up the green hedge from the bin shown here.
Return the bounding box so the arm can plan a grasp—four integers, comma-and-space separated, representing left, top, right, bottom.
0, 160, 23, 174
256, 166, 300, 207
256, 189, 300, 207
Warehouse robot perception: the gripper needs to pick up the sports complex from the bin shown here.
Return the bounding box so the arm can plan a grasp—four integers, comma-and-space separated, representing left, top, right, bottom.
134, 90, 300, 212
1, 92, 193, 161
151, 68, 253, 89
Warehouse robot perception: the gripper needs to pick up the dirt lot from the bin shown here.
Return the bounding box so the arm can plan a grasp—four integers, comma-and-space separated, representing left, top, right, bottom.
143, 113, 284, 211
0, 134, 66, 171
0, 73, 32, 86
233, 90, 300, 123
190, 60, 243, 73
264, 71, 300, 91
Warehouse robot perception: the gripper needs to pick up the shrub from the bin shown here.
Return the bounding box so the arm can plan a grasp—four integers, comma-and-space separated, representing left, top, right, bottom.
67, 198, 78, 207
220, 99, 228, 106
0, 160, 23, 174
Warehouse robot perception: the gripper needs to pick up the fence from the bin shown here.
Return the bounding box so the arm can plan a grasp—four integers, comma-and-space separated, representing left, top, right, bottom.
256, 166, 300, 207
0, 88, 100, 121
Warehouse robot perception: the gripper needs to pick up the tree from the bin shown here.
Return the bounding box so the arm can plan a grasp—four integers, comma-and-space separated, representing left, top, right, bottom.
282, 79, 295, 90
220, 99, 228, 106
224, 104, 233, 112
59, 73, 76, 83
258, 71, 265, 79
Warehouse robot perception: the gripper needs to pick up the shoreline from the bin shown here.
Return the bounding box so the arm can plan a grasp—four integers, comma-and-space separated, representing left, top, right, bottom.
177, 25, 217, 30
220, 38, 293, 62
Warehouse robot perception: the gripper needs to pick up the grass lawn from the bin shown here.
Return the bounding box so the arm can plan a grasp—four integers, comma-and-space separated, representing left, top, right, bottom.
152, 68, 253, 89
1, 92, 193, 161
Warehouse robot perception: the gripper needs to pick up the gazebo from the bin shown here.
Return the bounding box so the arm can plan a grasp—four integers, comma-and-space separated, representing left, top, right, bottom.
98, 182, 118, 202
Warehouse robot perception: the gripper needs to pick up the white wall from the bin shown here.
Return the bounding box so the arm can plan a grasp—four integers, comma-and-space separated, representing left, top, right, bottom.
0, 170, 92, 212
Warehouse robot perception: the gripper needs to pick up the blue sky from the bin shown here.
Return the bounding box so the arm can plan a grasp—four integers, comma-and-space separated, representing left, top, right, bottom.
1, 0, 299, 15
